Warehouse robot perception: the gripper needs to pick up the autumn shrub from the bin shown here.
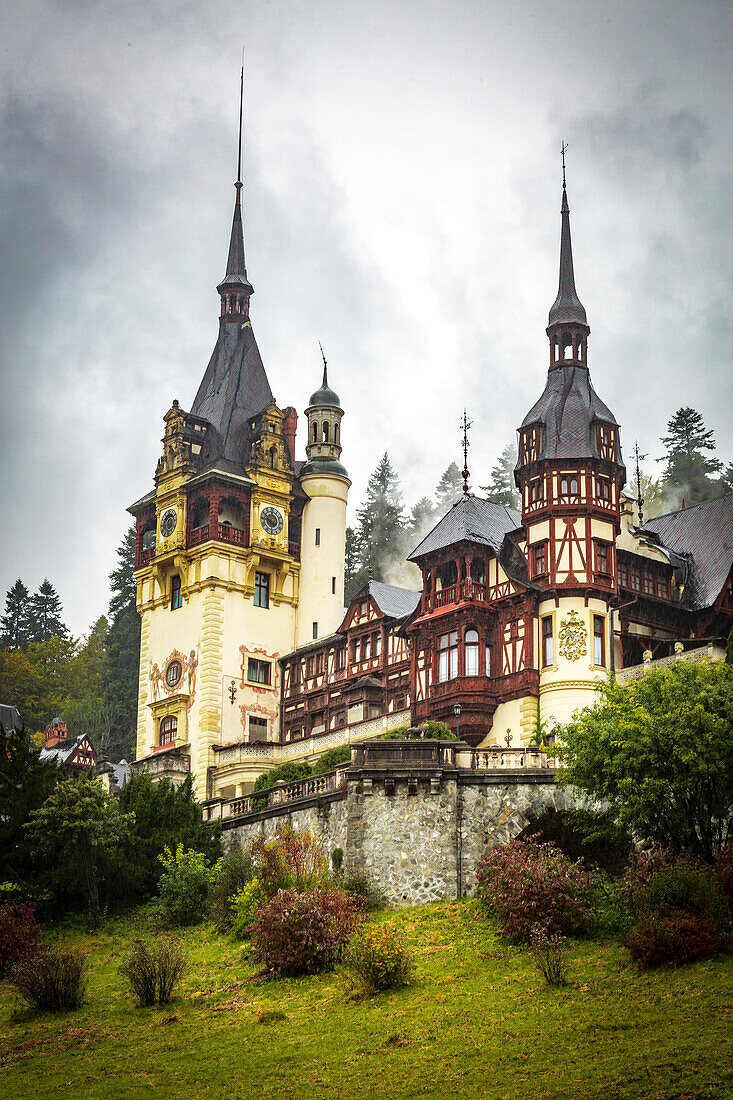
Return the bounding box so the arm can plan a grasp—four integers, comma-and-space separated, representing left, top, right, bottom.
230, 877, 267, 940
623, 861, 730, 967
211, 841, 255, 930
251, 888, 360, 976
0, 901, 43, 975
251, 825, 330, 896
713, 844, 733, 912
157, 844, 219, 926
475, 839, 593, 941
344, 922, 413, 995
118, 939, 188, 1006
9, 948, 87, 1012
529, 926, 569, 987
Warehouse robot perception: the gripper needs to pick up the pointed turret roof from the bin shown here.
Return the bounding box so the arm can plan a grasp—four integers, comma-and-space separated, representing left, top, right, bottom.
548, 184, 588, 330
217, 183, 254, 295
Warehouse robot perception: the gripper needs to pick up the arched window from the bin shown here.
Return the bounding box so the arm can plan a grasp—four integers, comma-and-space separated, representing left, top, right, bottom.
160, 715, 177, 746
334, 422, 339, 443
312, 421, 318, 442
268, 447, 276, 468
465, 629, 479, 676
323, 421, 330, 442
438, 631, 458, 682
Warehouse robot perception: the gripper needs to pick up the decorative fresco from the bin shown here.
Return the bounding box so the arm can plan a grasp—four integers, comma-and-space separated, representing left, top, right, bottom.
558, 610, 588, 662
238, 643, 280, 741
149, 643, 200, 711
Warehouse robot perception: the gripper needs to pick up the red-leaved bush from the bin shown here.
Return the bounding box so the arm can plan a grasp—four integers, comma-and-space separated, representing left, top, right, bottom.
475, 839, 593, 941
251, 888, 360, 976
625, 912, 719, 968
0, 902, 43, 975
713, 844, 733, 912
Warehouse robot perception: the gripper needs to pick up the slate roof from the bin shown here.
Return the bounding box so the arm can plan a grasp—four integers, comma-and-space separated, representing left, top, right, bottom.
519, 364, 622, 464
40, 736, 92, 766
190, 321, 273, 470
217, 198, 253, 294
548, 185, 588, 328
0, 704, 20, 734
408, 496, 521, 561
365, 581, 421, 620
643, 493, 733, 610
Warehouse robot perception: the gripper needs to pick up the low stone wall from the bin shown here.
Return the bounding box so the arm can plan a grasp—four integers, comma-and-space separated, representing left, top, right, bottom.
222, 741, 579, 906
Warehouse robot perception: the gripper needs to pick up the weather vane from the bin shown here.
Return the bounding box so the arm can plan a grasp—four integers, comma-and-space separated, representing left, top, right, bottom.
561, 140, 568, 188
632, 440, 646, 526
460, 409, 472, 497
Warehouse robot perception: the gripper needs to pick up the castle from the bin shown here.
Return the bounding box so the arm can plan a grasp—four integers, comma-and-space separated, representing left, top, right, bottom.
129, 118, 733, 804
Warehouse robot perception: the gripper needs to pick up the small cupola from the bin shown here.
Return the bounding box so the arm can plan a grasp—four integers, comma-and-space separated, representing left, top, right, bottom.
303, 349, 347, 476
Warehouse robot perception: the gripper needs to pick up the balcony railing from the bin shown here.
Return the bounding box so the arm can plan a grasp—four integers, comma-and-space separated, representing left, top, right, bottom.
211, 766, 348, 820
431, 579, 488, 610
189, 523, 245, 548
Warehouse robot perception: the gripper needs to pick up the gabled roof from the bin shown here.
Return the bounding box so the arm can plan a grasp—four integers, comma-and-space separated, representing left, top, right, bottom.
0, 704, 21, 734
408, 496, 521, 561
364, 581, 421, 620
40, 735, 95, 766
190, 321, 273, 470
643, 493, 733, 610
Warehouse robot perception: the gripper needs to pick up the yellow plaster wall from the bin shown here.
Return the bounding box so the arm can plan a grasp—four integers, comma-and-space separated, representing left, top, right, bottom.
536, 595, 612, 728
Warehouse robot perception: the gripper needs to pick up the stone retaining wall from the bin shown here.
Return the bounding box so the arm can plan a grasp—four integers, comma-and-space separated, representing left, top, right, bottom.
225, 760, 579, 906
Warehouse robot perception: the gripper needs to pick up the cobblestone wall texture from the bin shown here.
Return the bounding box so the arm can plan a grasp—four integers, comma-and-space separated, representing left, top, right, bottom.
224, 774, 581, 905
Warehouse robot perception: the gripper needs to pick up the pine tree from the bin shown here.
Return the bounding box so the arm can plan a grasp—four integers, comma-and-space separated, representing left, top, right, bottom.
482, 442, 520, 508
1, 579, 30, 650
435, 463, 463, 512
27, 579, 68, 643
408, 496, 437, 541
104, 528, 141, 760
660, 408, 723, 507
354, 454, 406, 584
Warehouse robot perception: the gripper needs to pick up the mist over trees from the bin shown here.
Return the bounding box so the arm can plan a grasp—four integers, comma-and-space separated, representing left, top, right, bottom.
482, 443, 520, 509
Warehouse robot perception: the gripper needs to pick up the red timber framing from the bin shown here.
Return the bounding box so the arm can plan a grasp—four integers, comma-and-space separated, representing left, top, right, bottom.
405, 539, 539, 746
279, 588, 412, 744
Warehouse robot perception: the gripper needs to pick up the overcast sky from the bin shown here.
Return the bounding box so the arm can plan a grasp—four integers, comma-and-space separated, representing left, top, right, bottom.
1, 0, 732, 636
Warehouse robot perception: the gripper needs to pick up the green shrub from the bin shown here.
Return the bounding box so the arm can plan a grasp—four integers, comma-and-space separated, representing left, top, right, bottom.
9, 948, 87, 1012
331, 848, 344, 879
381, 721, 455, 741
344, 922, 413, 995
118, 939, 188, 1006
230, 878, 267, 940
311, 745, 352, 775
624, 861, 731, 967
157, 844, 219, 926
252, 762, 312, 795
211, 841, 255, 930
587, 878, 634, 939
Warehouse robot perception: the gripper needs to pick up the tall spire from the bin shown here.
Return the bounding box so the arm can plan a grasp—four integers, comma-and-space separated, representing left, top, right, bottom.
217, 63, 253, 323
548, 143, 587, 330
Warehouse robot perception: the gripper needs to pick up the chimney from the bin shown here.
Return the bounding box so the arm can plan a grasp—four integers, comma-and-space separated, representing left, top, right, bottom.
283, 407, 298, 464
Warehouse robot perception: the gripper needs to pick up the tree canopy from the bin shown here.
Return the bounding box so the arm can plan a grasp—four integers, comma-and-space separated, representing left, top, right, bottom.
660, 407, 723, 507
0, 723, 60, 883
482, 442, 520, 509
435, 462, 463, 512
557, 660, 733, 861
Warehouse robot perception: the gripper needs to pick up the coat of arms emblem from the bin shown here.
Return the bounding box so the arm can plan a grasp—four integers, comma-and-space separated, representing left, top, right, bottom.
558, 609, 587, 661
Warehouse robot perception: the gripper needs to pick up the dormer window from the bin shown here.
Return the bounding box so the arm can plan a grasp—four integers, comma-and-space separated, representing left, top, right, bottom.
596, 424, 617, 461
521, 425, 542, 464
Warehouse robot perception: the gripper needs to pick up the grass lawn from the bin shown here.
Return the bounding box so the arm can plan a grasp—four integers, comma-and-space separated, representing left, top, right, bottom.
1, 900, 732, 1100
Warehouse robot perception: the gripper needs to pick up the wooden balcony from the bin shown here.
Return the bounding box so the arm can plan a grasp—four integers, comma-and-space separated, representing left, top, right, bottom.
188, 523, 246, 548
430, 579, 488, 610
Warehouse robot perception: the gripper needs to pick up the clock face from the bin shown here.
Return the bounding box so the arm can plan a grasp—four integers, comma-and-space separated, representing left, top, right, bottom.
160, 509, 177, 538
260, 506, 284, 535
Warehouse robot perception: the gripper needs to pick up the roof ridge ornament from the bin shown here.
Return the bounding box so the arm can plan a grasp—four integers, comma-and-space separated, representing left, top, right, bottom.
319, 341, 328, 389
460, 409, 472, 497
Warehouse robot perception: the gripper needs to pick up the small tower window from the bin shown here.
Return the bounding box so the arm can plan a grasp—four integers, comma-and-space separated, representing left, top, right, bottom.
334, 422, 339, 443
542, 616, 554, 667
313, 622, 318, 640
171, 575, 182, 610
323, 421, 330, 442
332, 576, 336, 594
593, 615, 606, 667
315, 528, 321, 546
254, 572, 270, 608
312, 422, 318, 442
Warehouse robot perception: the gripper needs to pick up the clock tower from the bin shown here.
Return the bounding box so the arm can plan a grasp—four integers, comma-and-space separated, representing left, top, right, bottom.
128, 89, 348, 796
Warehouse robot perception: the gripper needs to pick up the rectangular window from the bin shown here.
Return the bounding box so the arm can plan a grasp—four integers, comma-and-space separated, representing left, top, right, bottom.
541, 616, 554, 667
533, 542, 547, 577
530, 478, 544, 503
374, 632, 382, 657
630, 569, 641, 593
362, 635, 371, 660
171, 574, 182, 610
306, 656, 314, 678
593, 615, 606, 666
596, 477, 611, 501
335, 646, 345, 670
643, 572, 654, 596
315, 651, 325, 674
248, 715, 268, 740
618, 562, 628, 588
485, 644, 491, 677
254, 572, 270, 608
596, 541, 610, 576
315, 528, 321, 546
438, 631, 458, 683
332, 576, 336, 594
247, 658, 271, 685
353, 637, 361, 663
291, 662, 301, 688
312, 621, 318, 640
656, 576, 669, 600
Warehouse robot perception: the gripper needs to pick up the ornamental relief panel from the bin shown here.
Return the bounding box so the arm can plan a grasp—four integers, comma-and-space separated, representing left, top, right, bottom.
149, 644, 199, 711
557, 610, 588, 662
